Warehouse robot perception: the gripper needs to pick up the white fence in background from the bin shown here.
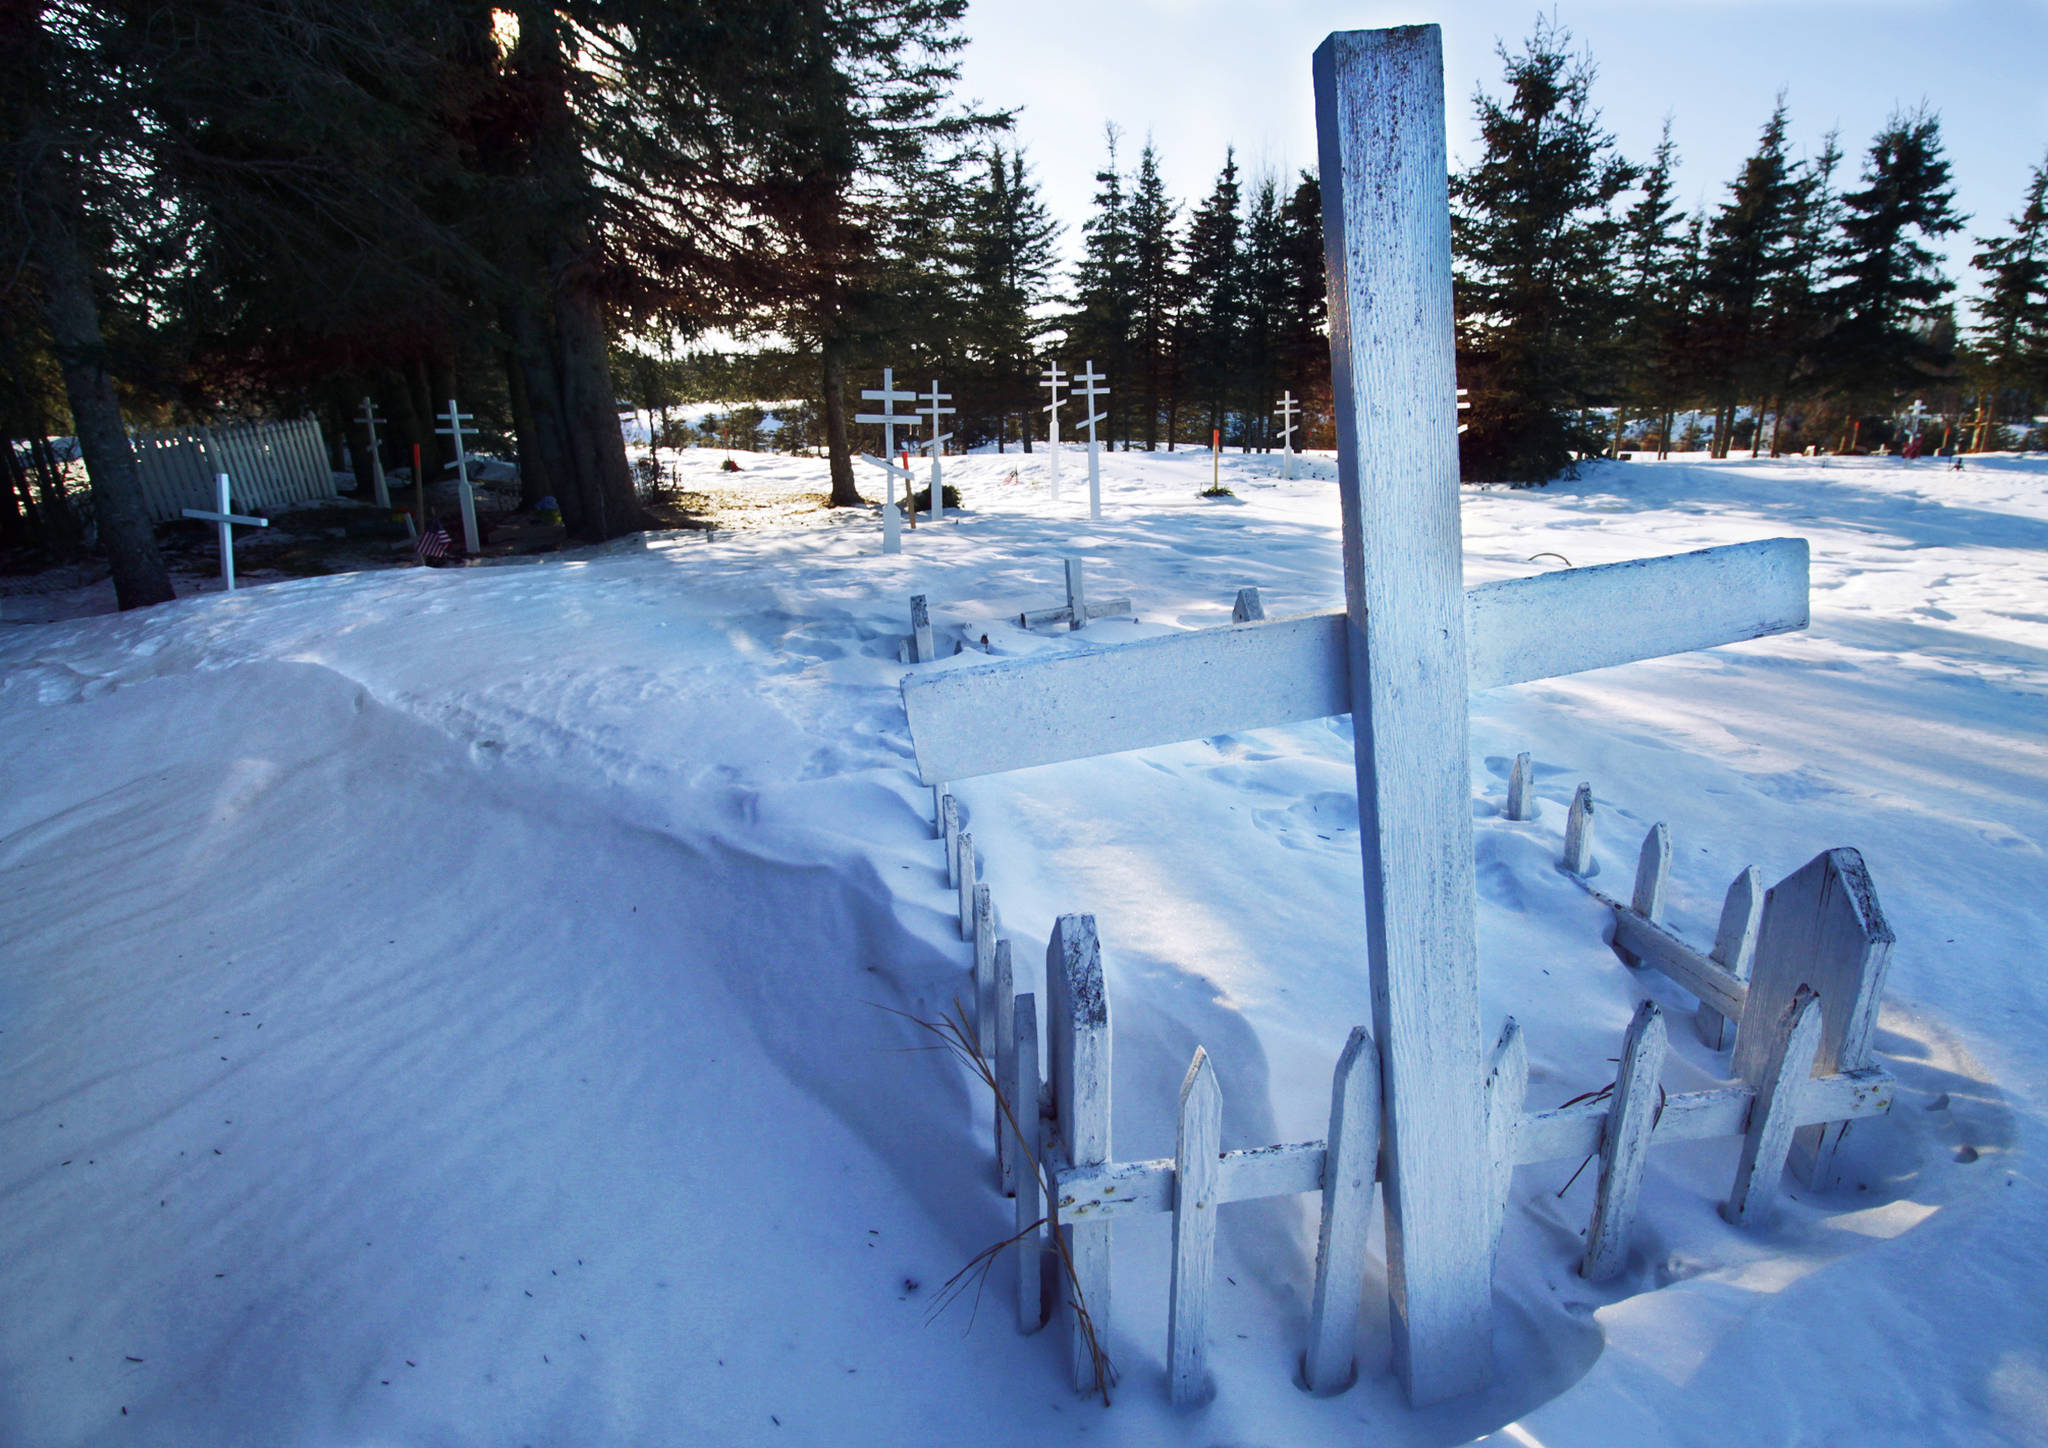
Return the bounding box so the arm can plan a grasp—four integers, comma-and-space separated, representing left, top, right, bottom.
129, 417, 336, 523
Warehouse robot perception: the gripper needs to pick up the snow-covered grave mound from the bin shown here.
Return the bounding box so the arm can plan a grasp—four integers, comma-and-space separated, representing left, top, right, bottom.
2, 448, 2043, 1445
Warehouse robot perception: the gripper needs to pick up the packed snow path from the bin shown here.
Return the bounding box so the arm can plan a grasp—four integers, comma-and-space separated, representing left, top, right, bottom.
2, 449, 2043, 1445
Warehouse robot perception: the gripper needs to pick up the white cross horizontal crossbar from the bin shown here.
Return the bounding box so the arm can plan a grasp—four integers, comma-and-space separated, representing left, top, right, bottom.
902, 537, 1808, 784
1050, 1065, 1892, 1225
182, 508, 269, 528
853, 413, 916, 426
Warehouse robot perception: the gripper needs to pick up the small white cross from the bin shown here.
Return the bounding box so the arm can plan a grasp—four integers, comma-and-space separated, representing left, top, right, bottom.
1073, 362, 1109, 519
916, 380, 955, 522
181, 472, 269, 592
357, 398, 390, 509
1041, 360, 1068, 500
433, 399, 480, 554
1273, 391, 1300, 478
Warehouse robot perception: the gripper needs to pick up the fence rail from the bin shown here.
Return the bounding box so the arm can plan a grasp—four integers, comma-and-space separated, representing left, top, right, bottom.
130, 418, 336, 523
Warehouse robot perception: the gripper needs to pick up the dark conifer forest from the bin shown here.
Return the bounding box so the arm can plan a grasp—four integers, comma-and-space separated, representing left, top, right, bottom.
4, 6, 2043, 604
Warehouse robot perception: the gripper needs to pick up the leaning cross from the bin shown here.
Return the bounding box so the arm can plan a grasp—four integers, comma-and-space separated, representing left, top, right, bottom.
1041, 360, 1067, 500
357, 397, 391, 509
434, 399, 481, 555
182, 471, 270, 592
899, 25, 1810, 1408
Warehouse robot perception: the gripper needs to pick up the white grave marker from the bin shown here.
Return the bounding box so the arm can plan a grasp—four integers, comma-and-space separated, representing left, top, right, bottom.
182, 471, 270, 592
434, 399, 481, 555
1274, 391, 1300, 479
357, 397, 390, 508
1017, 557, 1131, 631
898, 25, 1813, 1405
917, 380, 954, 521
1041, 360, 1067, 500
856, 367, 919, 553
1074, 361, 1108, 519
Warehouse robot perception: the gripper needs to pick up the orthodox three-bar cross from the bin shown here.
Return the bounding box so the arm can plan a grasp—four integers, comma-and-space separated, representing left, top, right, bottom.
899, 26, 1812, 1407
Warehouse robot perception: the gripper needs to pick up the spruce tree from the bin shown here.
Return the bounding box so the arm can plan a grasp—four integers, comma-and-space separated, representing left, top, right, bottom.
1699, 101, 1802, 456
958, 144, 1061, 449
1176, 149, 1245, 445
1821, 110, 1966, 443
1612, 121, 1686, 454
1128, 140, 1178, 450
1451, 19, 1634, 483
1969, 152, 2048, 446
1276, 171, 1329, 443
1237, 174, 1288, 450
1066, 127, 1137, 447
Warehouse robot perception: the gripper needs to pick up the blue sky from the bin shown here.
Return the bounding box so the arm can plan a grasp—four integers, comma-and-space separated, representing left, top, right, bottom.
957, 0, 2048, 306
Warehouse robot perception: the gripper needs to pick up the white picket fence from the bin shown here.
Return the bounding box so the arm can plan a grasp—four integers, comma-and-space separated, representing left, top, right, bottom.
926, 769, 1898, 1407
129, 417, 337, 524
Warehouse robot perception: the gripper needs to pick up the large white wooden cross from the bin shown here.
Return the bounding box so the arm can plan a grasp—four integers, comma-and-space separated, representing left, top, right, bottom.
857, 367, 920, 551
182, 471, 269, 592
899, 26, 1812, 1407
434, 399, 481, 555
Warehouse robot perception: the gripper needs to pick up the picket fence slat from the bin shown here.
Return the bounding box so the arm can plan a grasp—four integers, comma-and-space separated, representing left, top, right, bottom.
1014, 991, 1046, 1334
1304, 1026, 1380, 1395
1698, 866, 1764, 1050
956, 831, 976, 942
973, 884, 996, 1055
1724, 986, 1823, 1227
1562, 783, 1595, 875
995, 941, 1016, 1195
1167, 1050, 1221, 1406
1581, 1002, 1667, 1280
1506, 752, 1535, 820
1046, 915, 1111, 1393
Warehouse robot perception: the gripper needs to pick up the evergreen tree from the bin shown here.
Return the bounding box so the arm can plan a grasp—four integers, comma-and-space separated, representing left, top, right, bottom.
1176, 149, 1244, 445
1127, 140, 1177, 450
1066, 127, 1137, 448
1757, 132, 1845, 454
1969, 151, 2048, 446
1237, 174, 1288, 450
1451, 19, 1635, 483
957, 144, 1061, 449
1699, 101, 1802, 456
1611, 120, 1686, 454
1276, 171, 1329, 444
1821, 110, 1966, 443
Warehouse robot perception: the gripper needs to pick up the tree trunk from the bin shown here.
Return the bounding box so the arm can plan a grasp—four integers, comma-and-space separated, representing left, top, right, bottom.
27, 190, 173, 607
820, 337, 863, 506
504, 346, 551, 508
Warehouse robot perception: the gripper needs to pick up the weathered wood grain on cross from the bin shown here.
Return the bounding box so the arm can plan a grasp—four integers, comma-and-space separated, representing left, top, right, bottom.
899, 25, 1812, 1406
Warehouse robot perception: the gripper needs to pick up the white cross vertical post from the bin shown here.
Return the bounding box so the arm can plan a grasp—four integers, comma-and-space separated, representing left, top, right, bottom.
895, 23, 1811, 1405
918, 381, 954, 522
1274, 391, 1300, 479
1314, 26, 1491, 1400
856, 368, 920, 551
436, 399, 481, 555
1075, 361, 1108, 520
1041, 361, 1067, 500
182, 471, 269, 591
357, 397, 390, 508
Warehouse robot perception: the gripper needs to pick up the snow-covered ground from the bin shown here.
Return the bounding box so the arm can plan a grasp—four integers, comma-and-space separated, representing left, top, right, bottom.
2, 447, 2043, 1446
